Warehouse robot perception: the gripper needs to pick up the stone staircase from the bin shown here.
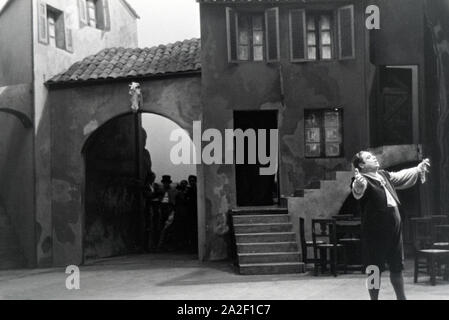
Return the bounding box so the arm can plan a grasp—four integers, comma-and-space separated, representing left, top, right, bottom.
288, 171, 355, 244
231, 208, 305, 275
0, 212, 26, 270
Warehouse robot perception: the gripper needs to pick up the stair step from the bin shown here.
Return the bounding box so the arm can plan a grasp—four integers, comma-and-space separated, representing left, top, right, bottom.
234, 223, 292, 234
233, 214, 290, 224
239, 262, 305, 275
235, 232, 296, 243
237, 242, 298, 253
238, 252, 301, 264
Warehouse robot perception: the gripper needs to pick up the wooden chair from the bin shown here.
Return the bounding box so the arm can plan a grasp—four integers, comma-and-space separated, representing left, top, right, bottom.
334, 216, 363, 273
299, 217, 324, 265
412, 217, 449, 285
312, 219, 347, 277
431, 215, 449, 250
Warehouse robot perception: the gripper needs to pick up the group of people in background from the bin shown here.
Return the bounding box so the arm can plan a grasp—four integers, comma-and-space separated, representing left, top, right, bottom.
143, 173, 198, 253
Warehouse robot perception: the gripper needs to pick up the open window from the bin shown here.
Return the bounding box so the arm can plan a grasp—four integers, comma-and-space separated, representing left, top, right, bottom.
290, 4, 355, 62
37, 1, 73, 53
226, 7, 280, 63
78, 0, 111, 31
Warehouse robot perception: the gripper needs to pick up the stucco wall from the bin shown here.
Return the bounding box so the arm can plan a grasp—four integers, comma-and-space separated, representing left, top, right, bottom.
49, 76, 201, 266
200, 2, 369, 260
33, 0, 138, 266
0, 84, 35, 267
0, 0, 33, 86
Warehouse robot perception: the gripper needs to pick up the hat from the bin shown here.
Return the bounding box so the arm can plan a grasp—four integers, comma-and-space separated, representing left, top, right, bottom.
161, 175, 172, 184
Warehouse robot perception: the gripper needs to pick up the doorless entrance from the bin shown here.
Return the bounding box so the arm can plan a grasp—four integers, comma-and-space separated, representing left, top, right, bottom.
234, 110, 279, 207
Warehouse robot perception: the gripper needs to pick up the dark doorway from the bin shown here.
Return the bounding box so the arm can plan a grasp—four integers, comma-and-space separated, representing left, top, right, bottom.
83, 114, 147, 261
83, 113, 199, 262
373, 66, 416, 147
234, 110, 279, 207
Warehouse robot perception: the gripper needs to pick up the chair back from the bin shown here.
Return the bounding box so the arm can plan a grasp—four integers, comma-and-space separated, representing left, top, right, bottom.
411, 217, 433, 250
312, 219, 337, 247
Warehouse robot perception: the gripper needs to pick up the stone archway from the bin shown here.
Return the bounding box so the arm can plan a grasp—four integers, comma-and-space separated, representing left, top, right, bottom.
49, 77, 202, 267
81, 111, 198, 261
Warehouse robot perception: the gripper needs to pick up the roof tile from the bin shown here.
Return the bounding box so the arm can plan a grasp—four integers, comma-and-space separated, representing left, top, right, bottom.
47, 38, 201, 85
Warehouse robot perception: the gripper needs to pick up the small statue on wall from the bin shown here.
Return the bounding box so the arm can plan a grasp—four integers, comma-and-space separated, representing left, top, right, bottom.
129, 82, 143, 113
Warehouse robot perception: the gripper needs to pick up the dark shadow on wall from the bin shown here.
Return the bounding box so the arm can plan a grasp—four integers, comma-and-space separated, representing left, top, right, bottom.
83, 114, 148, 260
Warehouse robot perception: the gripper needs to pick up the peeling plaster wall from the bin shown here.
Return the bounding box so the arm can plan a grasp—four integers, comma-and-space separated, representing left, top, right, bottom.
200, 2, 369, 260
32, 0, 138, 266
49, 76, 201, 266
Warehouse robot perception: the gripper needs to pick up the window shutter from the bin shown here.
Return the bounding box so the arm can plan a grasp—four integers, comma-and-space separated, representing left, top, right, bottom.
78, 0, 87, 27
55, 13, 66, 50
38, 1, 48, 44
97, 0, 111, 31
226, 7, 237, 63
289, 9, 306, 62
338, 5, 355, 60
265, 7, 280, 63
65, 13, 74, 53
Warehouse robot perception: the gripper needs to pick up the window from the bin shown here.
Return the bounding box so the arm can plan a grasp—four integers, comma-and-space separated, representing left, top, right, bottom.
78, 0, 110, 31
86, 0, 97, 28
306, 13, 333, 60
305, 109, 343, 158
237, 14, 264, 61
226, 7, 279, 63
290, 5, 355, 62
47, 11, 57, 47
37, 1, 73, 53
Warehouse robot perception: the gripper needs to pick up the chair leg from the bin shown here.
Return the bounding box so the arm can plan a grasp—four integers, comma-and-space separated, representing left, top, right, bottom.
428, 255, 436, 286
444, 262, 449, 281
342, 247, 348, 274
414, 254, 419, 284
321, 249, 328, 273
331, 249, 337, 277
313, 248, 319, 277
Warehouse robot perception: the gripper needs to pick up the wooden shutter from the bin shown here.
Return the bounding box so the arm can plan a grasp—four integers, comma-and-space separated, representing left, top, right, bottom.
97, 0, 111, 31
226, 7, 238, 63
38, 1, 48, 44
289, 9, 306, 62
78, 0, 87, 27
65, 13, 74, 53
265, 7, 280, 63
55, 13, 66, 49
338, 5, 355, 60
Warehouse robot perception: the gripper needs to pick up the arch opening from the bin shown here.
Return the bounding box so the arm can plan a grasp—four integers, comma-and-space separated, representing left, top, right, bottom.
82, 112, 198, 262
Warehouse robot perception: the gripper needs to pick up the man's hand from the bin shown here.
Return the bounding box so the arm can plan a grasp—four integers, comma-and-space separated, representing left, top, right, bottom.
418, 158, 431, 174
354, 168, 367, 190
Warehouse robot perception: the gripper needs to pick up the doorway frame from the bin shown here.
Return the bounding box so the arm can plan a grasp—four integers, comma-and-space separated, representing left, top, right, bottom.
232, 109, 281, 208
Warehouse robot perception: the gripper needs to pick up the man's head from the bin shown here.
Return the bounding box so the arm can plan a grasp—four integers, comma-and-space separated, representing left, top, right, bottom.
352, 151, 380, 173
161, 175, 172, 188
188, 175, 197, 187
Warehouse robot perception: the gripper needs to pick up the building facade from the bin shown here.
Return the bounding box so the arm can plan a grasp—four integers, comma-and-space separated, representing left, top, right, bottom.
0, 0, 138, 268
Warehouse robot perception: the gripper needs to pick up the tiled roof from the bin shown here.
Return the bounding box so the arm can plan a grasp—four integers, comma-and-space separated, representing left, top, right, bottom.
47, 38, 201, 85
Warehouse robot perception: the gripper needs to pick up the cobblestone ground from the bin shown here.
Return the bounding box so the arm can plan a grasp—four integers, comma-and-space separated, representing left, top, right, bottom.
0, 254, 448, 300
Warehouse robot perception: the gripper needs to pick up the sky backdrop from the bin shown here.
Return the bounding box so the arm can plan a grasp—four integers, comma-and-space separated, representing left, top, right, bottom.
125, 0, 200, 48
